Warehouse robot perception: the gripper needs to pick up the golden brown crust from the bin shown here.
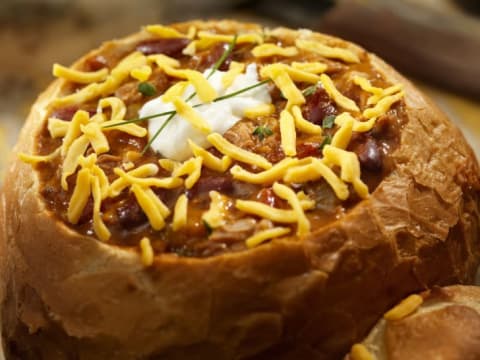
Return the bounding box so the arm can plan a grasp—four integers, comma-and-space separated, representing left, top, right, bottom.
1, 20, 480, 359
347, 286, 480, 360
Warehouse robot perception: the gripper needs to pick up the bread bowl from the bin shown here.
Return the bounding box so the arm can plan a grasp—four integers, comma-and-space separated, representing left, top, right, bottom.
346, 285, 480, 360
0, 20, 479, 359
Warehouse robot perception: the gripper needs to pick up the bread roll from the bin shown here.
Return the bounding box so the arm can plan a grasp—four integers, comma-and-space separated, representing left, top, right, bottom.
346, 285, 480, 360
1, 20, 479, 359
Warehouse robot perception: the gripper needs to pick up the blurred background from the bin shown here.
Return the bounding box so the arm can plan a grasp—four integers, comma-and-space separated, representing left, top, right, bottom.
0, 0, 479, 180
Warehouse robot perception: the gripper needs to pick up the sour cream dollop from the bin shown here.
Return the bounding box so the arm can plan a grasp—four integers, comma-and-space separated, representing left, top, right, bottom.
139, 63, 271, 161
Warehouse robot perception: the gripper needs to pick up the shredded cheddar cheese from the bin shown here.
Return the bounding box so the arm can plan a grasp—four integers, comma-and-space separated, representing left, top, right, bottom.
158, 158, 181, 173
172, 194, 188, 231
353, 76, 383, 96
350, 344, 375, 360
48, 118, 69, 138
320, 74, 359, 112
130, 65, 152, 82
91, 175, 111, 241
367, 84, 403, 105
159, 66, 217, 102
279, 110, 297, 156
173, 157, 203, 189
244, 103, 275, 119
260, 66, 305, 108
188, 140, 232, 172
147, 54, 181, 69
53, 63, 108, 84
19, 148, 60, 165
230, 157, 301, 184
207, 133, 272, 170
335, 112, 376, 133
80, 122, 110, 154
202, 191, 230, 228
61, 135, 90, 190
139, 237, 154, 267
131, 184, 169, 231
67, 168, 92, 224
295, 39, 360, 63
284, 158, 349, 200
109, 164, 159, 197
331, 115, 353, 149
384, 294, 423, 321
291, 105, 322, 135
246, 227, 291, 248
171, 97, 212, 134
291, 61, 327, 74
261, 64, 320, 84
162, 81, 189, 102
273, 182, 310, 235
363, 91, 404, 119
52, 51, 147, 107
236, 200, 299, 224
322, 145, 369, 199
61, 110, 89, 156
222, 61, 245, 88
252, 44, 298, 58
113, 168, 183, 189
145, 24, 187, 38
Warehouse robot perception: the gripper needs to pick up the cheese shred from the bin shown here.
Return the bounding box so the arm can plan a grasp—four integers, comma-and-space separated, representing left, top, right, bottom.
139, 237, 154, 267
172, 194, 188, 231
246, 227, 291, 248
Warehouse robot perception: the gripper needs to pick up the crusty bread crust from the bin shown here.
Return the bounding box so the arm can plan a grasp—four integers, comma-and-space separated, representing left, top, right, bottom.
348, 285, 480, 360
1, 20, 479, 360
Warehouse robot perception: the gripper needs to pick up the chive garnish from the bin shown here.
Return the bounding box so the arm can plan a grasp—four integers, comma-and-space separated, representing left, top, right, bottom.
141, 35, 238, 153
319, 134, 332, 151
208, 34, 237, 78
252, 126, 273, 141
322, 115, 336, 129
213, 79, 271, 102
141, 111, 176, 155
138, 82, 157, 96
103, 79, 272, 130
183, 35, 238, 102
302, 84, 318, 97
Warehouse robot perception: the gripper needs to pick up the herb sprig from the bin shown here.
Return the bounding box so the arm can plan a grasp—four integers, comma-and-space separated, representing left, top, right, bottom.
322, 115, 336, 129
253, 126, 273, 141
302, 84, 318, 97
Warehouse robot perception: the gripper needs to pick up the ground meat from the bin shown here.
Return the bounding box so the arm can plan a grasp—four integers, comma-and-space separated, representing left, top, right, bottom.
223, 119, 284, 164
115, 69, 169, 106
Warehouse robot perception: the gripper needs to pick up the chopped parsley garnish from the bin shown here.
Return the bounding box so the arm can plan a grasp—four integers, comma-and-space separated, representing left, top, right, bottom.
322, 115, 336, 129
138, 82, 157, 97
253, 126, 274, 141
319, 134, 332, 151
302, 84, 318, 97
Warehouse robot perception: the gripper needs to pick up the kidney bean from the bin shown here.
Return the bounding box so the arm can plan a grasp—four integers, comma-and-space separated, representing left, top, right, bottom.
356, 137, 383, 172
136, 38, 190, 56
188, 175, 234, 200
303, 88, 337, 125
116, 196, 148, 229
